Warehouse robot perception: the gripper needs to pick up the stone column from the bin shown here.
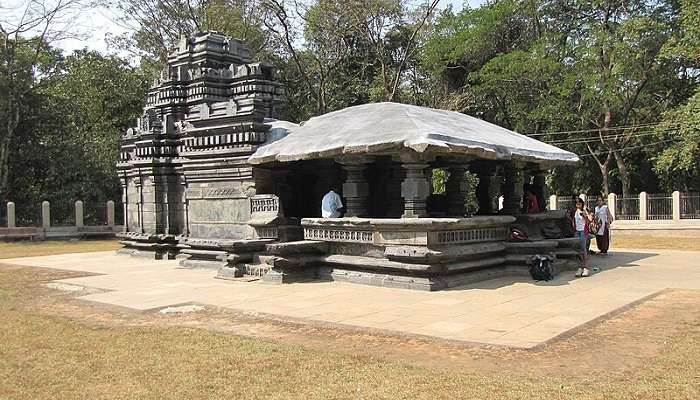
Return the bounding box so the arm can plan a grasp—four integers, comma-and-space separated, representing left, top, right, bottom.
549, 195, 558, 211
107, 200, 115, 227
75, 200, 84, 227
340, 160, 370, 217
532, 170, 547, 210
472, 162, 498, 215
608, 193, 617, 219
42, 201, 51, 229
401, 163, 431, 218
7, 202, 15, 228
181, 185, 189, 236
120, 179, 129, 232
501, 163, 524, 214
387, 163, 405, 217
445, 166, 468, 217
672, 191, 681, 221
639, 191, 648, 221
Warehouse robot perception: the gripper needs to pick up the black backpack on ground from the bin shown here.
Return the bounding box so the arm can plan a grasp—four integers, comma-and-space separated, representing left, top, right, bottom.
530, 255, 554, 281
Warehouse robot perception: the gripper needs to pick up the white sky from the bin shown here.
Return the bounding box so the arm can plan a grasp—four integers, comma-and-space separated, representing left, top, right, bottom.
4, 0, 485, 55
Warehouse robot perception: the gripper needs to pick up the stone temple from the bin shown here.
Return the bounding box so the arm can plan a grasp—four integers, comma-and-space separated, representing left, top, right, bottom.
117, 31, 581, 291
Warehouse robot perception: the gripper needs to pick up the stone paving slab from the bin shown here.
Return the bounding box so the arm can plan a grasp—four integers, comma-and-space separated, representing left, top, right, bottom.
3, 249, 700, 348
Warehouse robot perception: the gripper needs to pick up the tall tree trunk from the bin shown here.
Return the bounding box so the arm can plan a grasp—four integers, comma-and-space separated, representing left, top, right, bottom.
613, 150, 632, 197
586, 145, 613, 197
600, 162, 610, 197
0, 103, 19, 200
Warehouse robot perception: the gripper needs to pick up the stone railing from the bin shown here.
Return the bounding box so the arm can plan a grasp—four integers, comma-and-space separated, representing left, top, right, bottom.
301, 215, 515, 247
0, 200, 122, 240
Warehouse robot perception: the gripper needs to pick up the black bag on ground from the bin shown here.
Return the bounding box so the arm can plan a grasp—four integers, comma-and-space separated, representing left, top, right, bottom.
530, 255, 554, 281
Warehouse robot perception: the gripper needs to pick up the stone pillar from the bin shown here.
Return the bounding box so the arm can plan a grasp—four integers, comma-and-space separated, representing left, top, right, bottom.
501, 163, 524, 214
445, 166, 468, 216
639, 191, 648, 221
387, 163, 405, 217
549, 195, 558, 211
7, 202, 15, 228
107, 200, 115, 227
608, 193, 617, 219
672, 191, 681, 221
181, 185, 189, 235
75, 200, 84, 227
42, 201, 51, 229
533, 170, 547, 210
120, 179, 129, 232
340, 160, 370, 217
473, 163, 498, 215
401, 163, 430, 218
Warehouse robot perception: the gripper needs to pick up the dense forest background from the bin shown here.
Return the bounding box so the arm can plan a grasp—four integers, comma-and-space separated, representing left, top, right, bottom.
1, 0, 699, 214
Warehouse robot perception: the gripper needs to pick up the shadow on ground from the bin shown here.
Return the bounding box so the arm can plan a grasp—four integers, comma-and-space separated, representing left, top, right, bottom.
451, 250, 659, 291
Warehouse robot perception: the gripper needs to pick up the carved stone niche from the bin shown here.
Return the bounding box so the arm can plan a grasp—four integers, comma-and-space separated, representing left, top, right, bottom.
247, 194, 302, 242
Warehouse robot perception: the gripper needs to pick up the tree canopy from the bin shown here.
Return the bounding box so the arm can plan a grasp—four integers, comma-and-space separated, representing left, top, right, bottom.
1, 0, 699, 211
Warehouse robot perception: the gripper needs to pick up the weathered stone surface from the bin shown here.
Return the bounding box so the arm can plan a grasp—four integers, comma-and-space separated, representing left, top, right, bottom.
215, 265, 244, 280
112, 31, 580, 291
265, 240, 328, 256
117, 31, 291, 254
249, 102, 580, 166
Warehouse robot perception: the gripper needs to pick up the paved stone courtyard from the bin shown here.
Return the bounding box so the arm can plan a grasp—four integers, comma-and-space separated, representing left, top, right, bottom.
3, 249, 699, 348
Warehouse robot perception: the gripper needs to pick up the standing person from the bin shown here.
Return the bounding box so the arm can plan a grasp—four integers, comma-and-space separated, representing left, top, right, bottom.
321, 187, 344, 218
524, 185, 541, 213
594, 196, 614, 255
573, 198, 593, 277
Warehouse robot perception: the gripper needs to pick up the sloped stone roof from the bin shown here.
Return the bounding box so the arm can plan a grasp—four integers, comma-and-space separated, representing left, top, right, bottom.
250, 102, 579, 166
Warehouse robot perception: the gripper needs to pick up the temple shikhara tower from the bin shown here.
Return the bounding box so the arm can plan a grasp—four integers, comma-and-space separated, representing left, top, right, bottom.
118, 32, 582, 291
118, 31, 286, 251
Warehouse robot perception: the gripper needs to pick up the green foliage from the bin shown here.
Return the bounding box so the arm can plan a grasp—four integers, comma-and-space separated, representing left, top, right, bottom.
654, 89, 700, 190
4, 0, 700, 209
422, 0, 698, 194
5, 49, 147, 220
432, 168, 447, 193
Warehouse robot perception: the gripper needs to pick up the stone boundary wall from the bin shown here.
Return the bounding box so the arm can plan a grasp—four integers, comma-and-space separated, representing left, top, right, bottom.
548, 191, 700, 237
0, 200, 122, 241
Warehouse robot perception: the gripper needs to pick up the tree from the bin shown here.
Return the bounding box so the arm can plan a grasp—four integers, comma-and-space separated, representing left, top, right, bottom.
110, 0, 276, 76
0, 0, 91, 200
263, 0, 440, 120
422, 0, 695, 196
654, 0, 700, 191
7, 49, 146, 218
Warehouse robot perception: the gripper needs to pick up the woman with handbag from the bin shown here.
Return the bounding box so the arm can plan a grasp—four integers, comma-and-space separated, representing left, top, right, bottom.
594, 196, 614, 255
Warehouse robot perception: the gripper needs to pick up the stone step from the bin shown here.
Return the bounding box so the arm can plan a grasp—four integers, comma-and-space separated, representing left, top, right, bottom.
443, 256, 507, 273
254, 255, 278, 266
266, 240, 328, 256
554, 249, 580, 258
320, 255, 440, 273
243, 263, 272, 278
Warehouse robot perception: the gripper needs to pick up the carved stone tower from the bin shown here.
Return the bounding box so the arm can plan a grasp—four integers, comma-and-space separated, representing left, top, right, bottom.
117, 32, 284, 258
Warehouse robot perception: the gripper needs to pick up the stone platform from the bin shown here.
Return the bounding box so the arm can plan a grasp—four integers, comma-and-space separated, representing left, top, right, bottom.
4, 249, 699, 348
